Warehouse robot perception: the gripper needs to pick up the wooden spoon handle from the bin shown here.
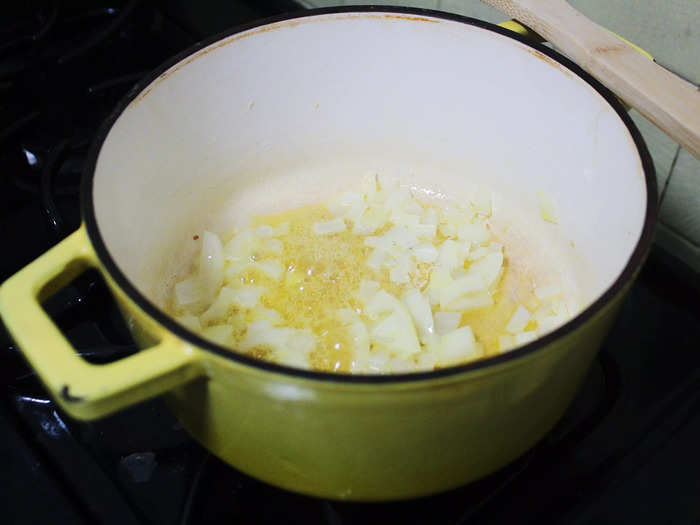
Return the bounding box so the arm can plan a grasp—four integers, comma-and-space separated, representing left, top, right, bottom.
482, 0, 700, 159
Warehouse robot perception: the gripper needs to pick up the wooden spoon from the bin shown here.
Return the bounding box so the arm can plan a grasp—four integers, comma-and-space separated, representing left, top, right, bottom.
481, 0, 700, 159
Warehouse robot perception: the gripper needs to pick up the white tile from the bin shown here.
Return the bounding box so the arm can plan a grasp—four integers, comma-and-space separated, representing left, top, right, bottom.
660, 148, 700, 247
655, 222, 700, 274
628, 110, 681, 199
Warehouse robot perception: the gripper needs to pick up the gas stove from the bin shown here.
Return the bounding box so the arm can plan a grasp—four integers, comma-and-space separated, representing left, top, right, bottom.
2, 3, 699, 524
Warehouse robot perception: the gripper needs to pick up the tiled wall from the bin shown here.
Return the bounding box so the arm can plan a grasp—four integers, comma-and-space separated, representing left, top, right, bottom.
302, 0, 700, 271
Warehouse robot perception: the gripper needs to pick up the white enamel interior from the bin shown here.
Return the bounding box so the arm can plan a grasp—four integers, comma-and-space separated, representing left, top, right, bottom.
92, 12, 647, 313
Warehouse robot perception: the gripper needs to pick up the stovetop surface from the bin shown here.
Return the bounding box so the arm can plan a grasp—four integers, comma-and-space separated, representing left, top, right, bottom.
2, 3, 699, 524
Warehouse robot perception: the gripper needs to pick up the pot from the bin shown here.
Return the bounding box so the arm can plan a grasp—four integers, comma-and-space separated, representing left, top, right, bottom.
0, 7, 656, 500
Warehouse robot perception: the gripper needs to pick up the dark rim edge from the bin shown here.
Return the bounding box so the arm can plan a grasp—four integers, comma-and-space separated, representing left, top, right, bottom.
80, 5, 658, 384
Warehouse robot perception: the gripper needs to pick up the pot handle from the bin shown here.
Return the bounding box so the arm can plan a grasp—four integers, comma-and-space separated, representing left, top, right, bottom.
0, 226, 203, 420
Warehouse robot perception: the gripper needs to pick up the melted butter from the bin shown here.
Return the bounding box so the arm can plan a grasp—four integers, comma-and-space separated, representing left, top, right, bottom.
246, 203, 537, 369
252, 204, 370, 372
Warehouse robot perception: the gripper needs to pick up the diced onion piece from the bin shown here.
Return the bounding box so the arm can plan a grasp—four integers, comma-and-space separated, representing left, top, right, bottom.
434, 311, 461, 335
403, 196, 424, 215
176, 314, 201, 332
356, 280, 381, 304
384, 186, 410, 211
200, 231, 224, 300
338, 192, 367, 222
200, 287, 235, 325
445, 292, 494, 312
422, 207, 439, 226
254, 225, 275, 237
532, 303, 555, 323
175, 277, 201, 306
364, 289, 399, 319
370, 305, 421, 358
223, 230, 257, 262
273, 222, 290, 236
367, 350, 391, 373
339, 191, 363, 207
413, 223, 437, 240
257, 259, 284, 280
426, 266, 454, 306
438, 240, 462, 272
200, 285, 263, 324
313, 218, 346, 235
253, 307, 283, 324
472, 187, 492, 216
498, 334, 516, 352
364, 236, 391, 249
411, 242, 439, 263
438, 221, 458, 238
403, 289, 434, 344
387, 357, 416, 373
366, 248, 387, 270
537, 313, 569, 335
231, 285, 264, 308
353, 206, 388, 234
537, 190, 559, 224
535, 283, 562, 301
276, 330, 316, 369
468, 251, 504, 289
458, 222, 491, 244
506, 305, 531, 334
389, 253, 414, 284
201, 324, 234, 345
263, 238, 283, 254
391, 212, 421, 228
514, 331, 538, 346
385, 226, 419, 249
439, 273, 488, 308
436, 326, 479, 366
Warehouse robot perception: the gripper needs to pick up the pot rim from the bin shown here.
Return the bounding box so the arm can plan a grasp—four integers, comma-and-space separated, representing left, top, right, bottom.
81, 6, 658, 383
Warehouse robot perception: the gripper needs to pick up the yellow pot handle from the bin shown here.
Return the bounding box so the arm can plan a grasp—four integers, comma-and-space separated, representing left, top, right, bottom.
0, 226, 203, 420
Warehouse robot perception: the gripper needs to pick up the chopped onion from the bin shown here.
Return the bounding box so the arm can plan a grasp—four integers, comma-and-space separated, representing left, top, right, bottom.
514, 331, 538, 346
175, 277, 202, 306
468, 251, 504, 289
199, 231, 224, 301
364, 289, 399, 319
458, 222, 491, 244
436, 326, 479, 366
201, 324, 234, 345
445, 292, 494, 312
370, 307, 421, 358
534, 283, 562, 301
389, 253, 414, 284
438, 239, 462, 272
434, 311, 461, 335
439, 273, 488, 308
356, 280, 381, 304
403, 289, 434, 343
176, 314, 201, 332
498, 334, 516, 352
257, 260, 284, 280
506, 305, 531, 334
313, 218, 346, 235
411, 242, 439, 263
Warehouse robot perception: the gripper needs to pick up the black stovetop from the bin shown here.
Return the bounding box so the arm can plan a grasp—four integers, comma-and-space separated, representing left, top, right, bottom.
2, 3, 700, 524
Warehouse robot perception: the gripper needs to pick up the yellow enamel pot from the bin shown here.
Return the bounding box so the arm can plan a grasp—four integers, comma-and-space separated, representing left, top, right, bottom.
0, 8, 656, 501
